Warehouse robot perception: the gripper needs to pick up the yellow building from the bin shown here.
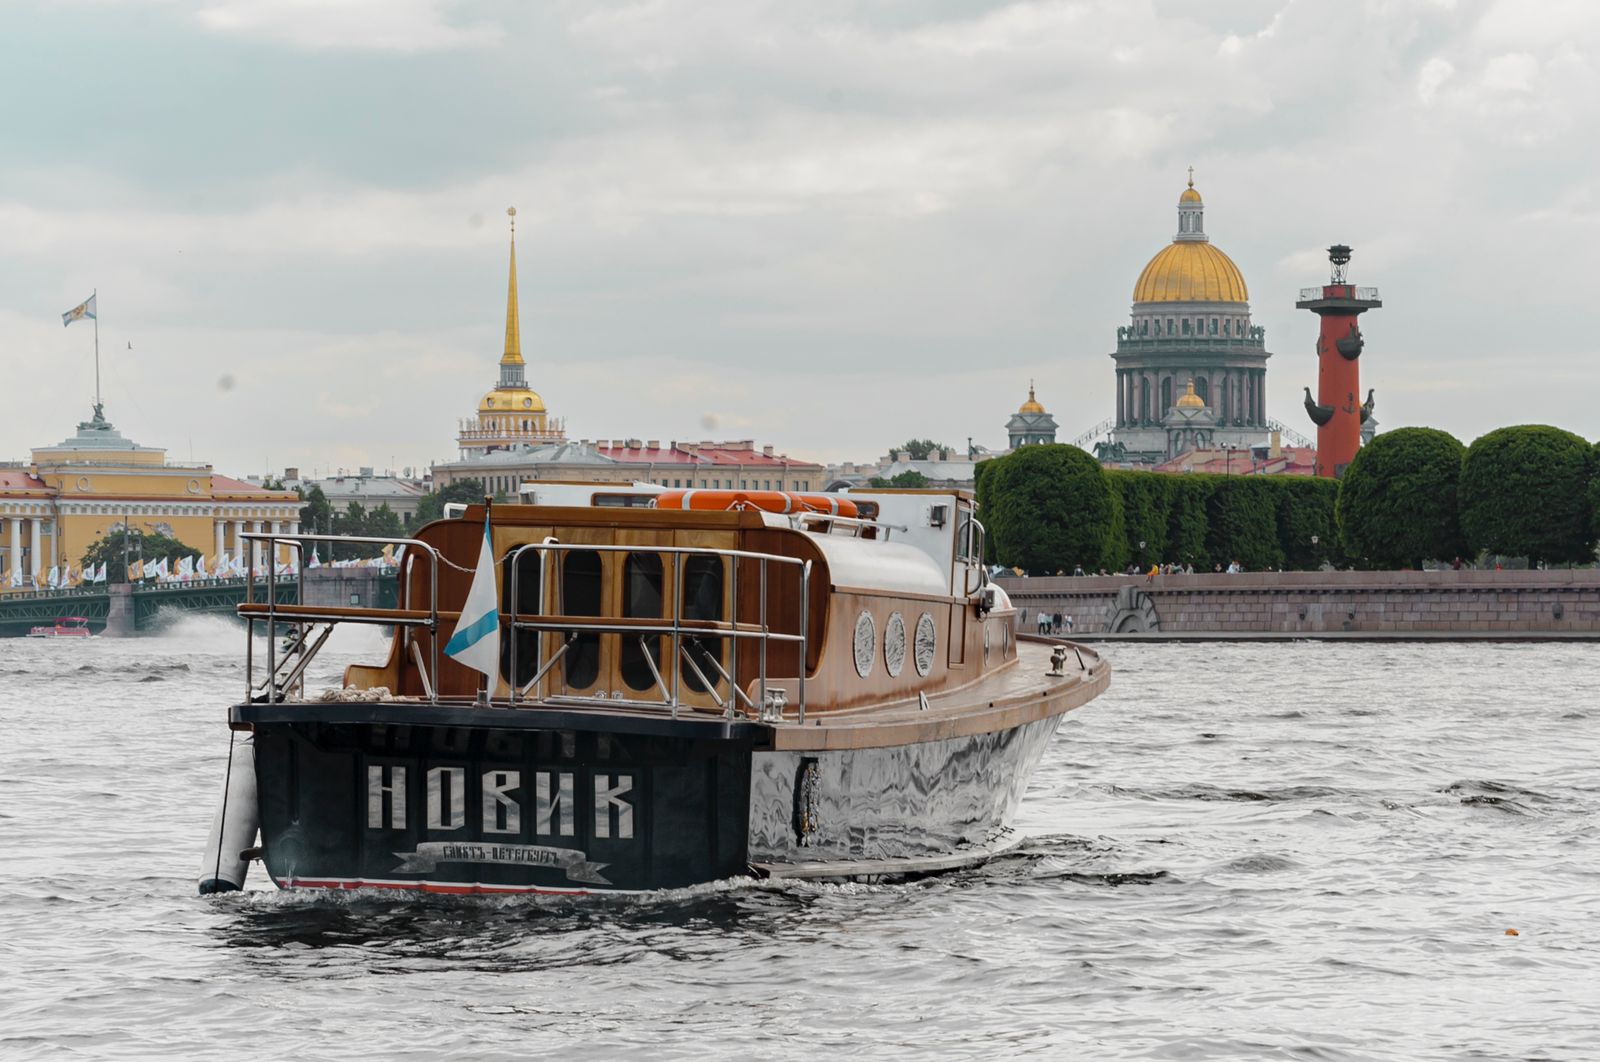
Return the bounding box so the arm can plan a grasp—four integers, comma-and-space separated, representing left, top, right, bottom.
455, 206, 568, 459
0, 404, 300, 589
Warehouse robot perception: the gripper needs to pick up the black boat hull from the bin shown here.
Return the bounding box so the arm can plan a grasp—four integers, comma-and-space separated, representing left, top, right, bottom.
237, 703, 1062, 894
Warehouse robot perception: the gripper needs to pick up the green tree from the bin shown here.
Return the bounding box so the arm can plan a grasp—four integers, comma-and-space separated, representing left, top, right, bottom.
299, 485, 333, 538
1459, 425, 1597, 565
415, 478, 488, 525
981, 444, 1117, 573
331, 502, 368, 560
896, 439, 951, 460
1166, 476, 1214, 569
81, 527, 194, 583
1276, 476, 1341, 570
1206, 478, 1285, 571
869, 470, 930, 488
1107, 470, 1170, 567
1336, 427, 1466, 568
366, 502, 404, 540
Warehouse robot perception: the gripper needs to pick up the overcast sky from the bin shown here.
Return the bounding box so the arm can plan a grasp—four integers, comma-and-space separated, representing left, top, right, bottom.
3, 0, 1597, 478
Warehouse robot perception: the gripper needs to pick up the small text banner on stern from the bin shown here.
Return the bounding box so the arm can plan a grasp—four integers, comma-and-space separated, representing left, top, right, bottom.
391, 842, 611, 885
62, 294, 97, 327
443, 506, 500, 684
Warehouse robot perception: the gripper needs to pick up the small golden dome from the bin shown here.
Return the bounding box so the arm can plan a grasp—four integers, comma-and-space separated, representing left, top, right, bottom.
480, 387, 546, 414
1179, 186, 1203, 205
1175, 380, 1205, 409
1133, 241, 1249, 303
1018, 383, 1045, 415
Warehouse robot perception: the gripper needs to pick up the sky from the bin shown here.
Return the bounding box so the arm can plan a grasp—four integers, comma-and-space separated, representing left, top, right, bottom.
3, 0, 1598, 478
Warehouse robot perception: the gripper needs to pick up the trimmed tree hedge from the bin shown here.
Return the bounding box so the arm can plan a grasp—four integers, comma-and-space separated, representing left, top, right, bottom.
977, 444, 1118, 573
1459, 425, 1597, 565
982, 458, 1341, 572
979, 427, 1599, 573
1336, 427, 1467, 568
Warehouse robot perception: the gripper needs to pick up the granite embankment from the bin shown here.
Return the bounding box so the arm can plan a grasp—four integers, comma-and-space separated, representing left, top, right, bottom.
999, 569, 1600, 639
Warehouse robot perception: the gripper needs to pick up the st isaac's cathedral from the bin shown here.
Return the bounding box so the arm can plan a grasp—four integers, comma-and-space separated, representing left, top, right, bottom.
1105, 175, 1274, 464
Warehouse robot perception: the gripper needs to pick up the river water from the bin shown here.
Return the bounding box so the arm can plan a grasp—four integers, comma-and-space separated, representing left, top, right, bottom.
1, 616, 1595, 1061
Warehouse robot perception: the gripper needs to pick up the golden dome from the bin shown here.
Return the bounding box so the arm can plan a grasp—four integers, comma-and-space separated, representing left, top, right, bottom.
1175, 380, 1205, 409
1179, 186, 1202, 205
1133, 241, 1249, 303
480, 387, 546, 414
1018, 383, 1045, 414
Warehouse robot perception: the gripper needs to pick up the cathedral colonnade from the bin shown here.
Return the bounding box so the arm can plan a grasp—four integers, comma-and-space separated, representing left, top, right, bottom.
1115, 367, 1267, 427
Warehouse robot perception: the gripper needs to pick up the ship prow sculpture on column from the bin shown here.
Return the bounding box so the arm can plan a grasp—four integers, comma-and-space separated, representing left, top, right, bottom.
1297, 245, 1382, 478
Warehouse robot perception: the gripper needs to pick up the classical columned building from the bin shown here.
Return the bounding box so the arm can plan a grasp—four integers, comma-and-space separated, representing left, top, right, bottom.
1, 404, 299, 588
1108, 176, 1274, 464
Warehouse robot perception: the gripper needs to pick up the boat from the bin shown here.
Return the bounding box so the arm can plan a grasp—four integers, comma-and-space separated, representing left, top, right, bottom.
198, 485, 1109, 895
28, 616, 94, 638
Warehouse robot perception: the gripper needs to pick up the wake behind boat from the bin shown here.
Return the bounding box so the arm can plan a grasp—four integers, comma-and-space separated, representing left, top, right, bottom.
198, 485, 1108, 895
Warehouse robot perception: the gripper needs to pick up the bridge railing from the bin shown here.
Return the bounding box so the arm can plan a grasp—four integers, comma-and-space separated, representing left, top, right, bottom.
241, 532, 444, 705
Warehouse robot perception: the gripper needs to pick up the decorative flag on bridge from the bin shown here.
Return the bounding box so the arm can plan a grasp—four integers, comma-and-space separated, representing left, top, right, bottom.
95, 561, 108, 583
443, 505, 500, 690
129, 559, 144, 581
62, 294, 97, 327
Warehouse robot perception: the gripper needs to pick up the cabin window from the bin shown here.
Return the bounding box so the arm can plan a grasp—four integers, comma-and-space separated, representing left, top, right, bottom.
620, 552, 664, 692
498, 545, 543, 687
680, 555, 724, 693
561, 550, 603, 689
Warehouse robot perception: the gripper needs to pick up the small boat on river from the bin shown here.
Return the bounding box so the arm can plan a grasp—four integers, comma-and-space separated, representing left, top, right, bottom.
28, 616, 94, 639
198, 485, 1109, 895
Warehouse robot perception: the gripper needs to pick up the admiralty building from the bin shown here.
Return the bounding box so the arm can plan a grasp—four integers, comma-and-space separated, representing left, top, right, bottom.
1106, 176, 1274, 464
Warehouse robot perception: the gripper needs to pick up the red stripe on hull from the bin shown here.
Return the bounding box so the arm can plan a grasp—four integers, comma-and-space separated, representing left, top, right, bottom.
279, 876, 624, 897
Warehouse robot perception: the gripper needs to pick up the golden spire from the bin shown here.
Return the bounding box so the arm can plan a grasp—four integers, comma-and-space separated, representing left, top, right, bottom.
502, 206, 523, 366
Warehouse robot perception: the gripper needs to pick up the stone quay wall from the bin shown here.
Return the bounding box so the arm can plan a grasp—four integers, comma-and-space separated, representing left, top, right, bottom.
997, 570, 1600, 635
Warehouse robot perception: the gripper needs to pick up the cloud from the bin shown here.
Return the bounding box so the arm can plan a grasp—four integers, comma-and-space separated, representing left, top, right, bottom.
193, 0, 502, 52
3, 0, 1599, 475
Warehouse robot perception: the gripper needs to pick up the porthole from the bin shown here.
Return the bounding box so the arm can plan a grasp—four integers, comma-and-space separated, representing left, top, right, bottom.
853, 611, 876, 679
75, 476, 91, 492
913, 613, 937, 677
523, 397, 533, 408
884, 612, 907, 677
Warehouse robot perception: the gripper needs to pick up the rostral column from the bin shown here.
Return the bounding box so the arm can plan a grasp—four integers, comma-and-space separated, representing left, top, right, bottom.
1297, 245, 1381, 478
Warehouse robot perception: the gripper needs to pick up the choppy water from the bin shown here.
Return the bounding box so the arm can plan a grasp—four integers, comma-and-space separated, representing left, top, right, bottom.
2, 616, 1596, 1061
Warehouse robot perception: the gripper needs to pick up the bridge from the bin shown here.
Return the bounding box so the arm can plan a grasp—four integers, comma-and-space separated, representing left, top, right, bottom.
0, 569, 399, 637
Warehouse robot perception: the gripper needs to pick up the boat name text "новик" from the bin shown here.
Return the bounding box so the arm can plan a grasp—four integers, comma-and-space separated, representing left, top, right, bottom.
366, 766, 635, 840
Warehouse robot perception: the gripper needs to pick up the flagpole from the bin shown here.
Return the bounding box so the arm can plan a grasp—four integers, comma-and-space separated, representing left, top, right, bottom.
93, 288, 101, 413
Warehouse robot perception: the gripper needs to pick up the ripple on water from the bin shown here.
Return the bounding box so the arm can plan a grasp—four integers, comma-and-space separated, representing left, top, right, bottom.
1, 636, 1599, 1061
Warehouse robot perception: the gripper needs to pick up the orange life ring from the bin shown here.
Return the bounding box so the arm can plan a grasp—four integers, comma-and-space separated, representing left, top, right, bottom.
653, 490, 859, 518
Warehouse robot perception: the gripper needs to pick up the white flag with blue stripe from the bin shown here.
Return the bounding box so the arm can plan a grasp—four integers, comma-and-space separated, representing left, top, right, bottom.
444, 510, 500, 685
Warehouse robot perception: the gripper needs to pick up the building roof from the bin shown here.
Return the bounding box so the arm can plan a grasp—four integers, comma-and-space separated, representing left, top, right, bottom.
1134, 241, 1249, 303
1133, 179, 1249, 304
595, 442, 820, 468
212, 475, 300, 498
1152, 446, 1317, 476
0, 469, 49, 491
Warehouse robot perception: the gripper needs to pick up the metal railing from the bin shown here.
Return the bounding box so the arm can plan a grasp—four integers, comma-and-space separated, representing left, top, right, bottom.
792, 512, 907, 541
237, 532, 813, 723
241, 532, 444, 706
503, 540, 812, 723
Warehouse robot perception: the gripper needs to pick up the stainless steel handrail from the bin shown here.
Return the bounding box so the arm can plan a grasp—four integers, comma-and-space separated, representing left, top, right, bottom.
792, 511, 909, 540
241, 532, 444, 705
